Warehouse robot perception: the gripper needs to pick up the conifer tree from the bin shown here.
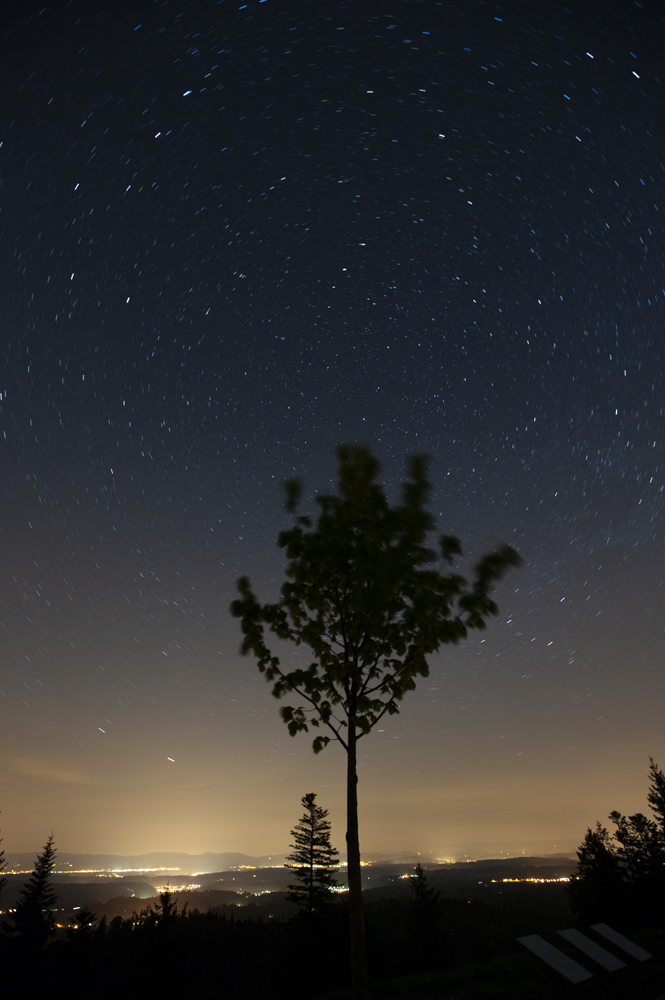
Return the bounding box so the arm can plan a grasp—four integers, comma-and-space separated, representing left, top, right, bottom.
410, 862, 441, 919
154, 888, 179, 923
410, 863, 443, 968
286, 792, 339, 914
14, 833, 58, 947
570, 759, 665, 923
646, 755, 665, 832
0, 818, 6, 901
610, 808, 665, 886
66, 908, 97, 944
568, 822, 624, 922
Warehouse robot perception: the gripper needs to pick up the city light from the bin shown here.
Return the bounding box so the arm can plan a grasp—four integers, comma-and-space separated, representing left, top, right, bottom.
491, 877, 571, 884
153, 883, 201, 893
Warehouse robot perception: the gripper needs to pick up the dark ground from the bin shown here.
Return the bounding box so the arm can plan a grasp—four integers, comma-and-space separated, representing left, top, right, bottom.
4, 877, 665, 1000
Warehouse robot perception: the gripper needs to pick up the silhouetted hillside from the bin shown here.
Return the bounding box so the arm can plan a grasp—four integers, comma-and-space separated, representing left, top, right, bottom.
95, 888, 255, 919
1, 856, 576, 907
0, 876, 154, 910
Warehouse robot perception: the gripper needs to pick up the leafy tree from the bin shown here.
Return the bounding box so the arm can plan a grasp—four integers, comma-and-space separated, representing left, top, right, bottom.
286, 792, 339, 914
14, 833, 58, 948
231, 446, 520, 999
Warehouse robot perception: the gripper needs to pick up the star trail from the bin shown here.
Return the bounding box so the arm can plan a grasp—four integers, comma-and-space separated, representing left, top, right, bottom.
1, 0, 664, 858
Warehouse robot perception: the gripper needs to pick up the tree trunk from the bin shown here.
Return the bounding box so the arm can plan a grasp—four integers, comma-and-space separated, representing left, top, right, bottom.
346, 725, 368, 1000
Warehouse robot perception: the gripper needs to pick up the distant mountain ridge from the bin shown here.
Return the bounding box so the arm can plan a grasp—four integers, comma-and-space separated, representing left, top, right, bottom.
5, 849, 576, 875
0, 855, 580, 914
5, 851, 285, 873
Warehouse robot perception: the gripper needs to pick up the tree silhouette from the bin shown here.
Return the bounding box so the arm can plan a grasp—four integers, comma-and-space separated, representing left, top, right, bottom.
154, 888, 180, 924
66, 907, 97, 941
410, 863, 443, 968
0, 818, 6, 902
610, 808, 664, 886
571, 759, 665, 923
231, 445, 520, 1000
568, 822, 625, 922
410, 863, 441, 919
286, 792, 339, 914
14, 833, 58, 948
646, 755, 665, 831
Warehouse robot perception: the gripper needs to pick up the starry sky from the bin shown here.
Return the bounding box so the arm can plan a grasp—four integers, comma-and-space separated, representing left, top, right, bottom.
1, 0, 664, 861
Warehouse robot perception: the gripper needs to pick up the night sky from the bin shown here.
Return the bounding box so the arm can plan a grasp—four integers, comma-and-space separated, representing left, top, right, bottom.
2, 0, 664, 861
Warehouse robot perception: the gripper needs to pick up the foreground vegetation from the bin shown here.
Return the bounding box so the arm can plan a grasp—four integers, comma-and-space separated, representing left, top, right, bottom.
569, 758, 665, 928
5, 758, 665, 998
5, 676, 665, 998
2, 880, 665, 1000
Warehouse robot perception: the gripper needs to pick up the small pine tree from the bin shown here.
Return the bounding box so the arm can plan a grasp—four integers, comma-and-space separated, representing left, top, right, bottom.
286, 792, 339, 914
14, 833, 58, 947
410, 864, 443, 968
66, 908, 97, 944
410, 863, 441, 918
0, 817, 6, 901
646, 756, 665, 832
155, 888, 179, 923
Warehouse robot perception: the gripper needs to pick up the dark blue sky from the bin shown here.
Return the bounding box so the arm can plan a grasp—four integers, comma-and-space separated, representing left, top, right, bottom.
1, 0, 664, 858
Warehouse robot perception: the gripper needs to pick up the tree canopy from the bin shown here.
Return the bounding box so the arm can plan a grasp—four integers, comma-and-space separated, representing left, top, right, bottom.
232, 446, 521, 755
570, 758, 665, 923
